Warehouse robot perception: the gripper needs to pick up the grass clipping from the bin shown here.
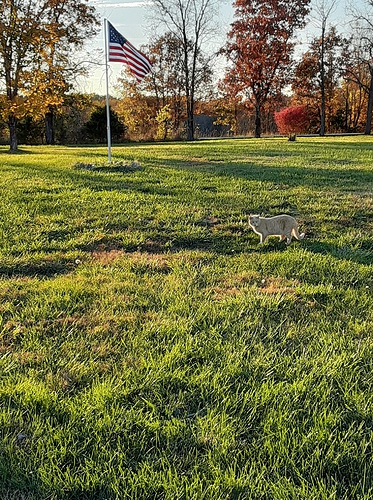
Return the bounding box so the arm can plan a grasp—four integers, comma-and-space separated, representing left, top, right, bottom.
73, 160, 143, 173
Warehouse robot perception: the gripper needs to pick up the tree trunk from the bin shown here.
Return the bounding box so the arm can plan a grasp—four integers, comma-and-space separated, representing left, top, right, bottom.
344, 95, 349, 132
364, 69, 373, 135
320, 24, 326, 137
254, 105, 261, 138
234, 104, 238, 135
186, 99, 194, 141
8, 114, 18, 152
45, 109, 55, 145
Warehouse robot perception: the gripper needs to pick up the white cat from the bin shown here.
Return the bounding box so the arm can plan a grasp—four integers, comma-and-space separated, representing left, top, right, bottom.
249, 214, 305, 245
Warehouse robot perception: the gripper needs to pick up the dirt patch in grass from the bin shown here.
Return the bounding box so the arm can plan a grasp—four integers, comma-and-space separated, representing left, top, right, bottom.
92, 249, 126, 264
128, 251, 174, 270
91, 248, 175, 275
258, 277, 299, 295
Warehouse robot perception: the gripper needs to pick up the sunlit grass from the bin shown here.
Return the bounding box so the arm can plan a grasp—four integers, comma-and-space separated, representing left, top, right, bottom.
1, 136, 373, 499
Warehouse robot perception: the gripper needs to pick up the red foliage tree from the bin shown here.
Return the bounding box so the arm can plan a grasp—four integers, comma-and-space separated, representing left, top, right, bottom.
220, 0, 311, 138
274, 105, 308, 140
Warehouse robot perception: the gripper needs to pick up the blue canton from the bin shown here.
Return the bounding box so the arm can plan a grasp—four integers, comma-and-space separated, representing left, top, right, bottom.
109, 26, 127, 45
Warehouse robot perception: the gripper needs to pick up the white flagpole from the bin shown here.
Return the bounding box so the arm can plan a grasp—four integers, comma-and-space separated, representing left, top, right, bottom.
104, 18, 112, 163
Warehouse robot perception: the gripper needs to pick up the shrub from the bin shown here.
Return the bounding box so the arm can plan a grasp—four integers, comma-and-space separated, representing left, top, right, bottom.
84, 106, 127, 143
274, 106, 308, 141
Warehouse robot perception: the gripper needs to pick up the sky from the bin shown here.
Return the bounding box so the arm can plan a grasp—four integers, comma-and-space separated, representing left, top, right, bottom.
79, 0, 364, 96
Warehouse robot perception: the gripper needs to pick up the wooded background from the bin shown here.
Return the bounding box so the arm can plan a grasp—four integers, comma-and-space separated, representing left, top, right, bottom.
1, 0, 373, 150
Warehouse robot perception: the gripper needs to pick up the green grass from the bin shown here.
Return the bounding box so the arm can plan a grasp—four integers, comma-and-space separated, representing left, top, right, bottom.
1, 136, 373, 499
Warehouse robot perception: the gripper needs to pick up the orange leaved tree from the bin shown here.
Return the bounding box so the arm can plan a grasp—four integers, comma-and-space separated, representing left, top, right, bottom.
0, 0, 99, 151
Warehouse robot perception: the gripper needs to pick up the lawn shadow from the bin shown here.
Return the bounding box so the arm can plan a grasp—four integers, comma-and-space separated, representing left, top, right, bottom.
147, 156, 373, 193
3, 138, 373, 202
0, 258, 78, 279
305, 240, 373, 266
0, 148, 34, 155
77, 228, 289, 257
5, 138, 373, 195
13, 157, 371, 202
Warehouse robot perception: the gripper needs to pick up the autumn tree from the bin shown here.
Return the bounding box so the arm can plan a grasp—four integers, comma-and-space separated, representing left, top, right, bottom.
292, 27, 350, 133
343, 46, 372, 132
0, 0, 44, 151
311, 0, 338, 135
21, 65, 68, 144
116, 75, 158, 141
0, 0, 99, 151
330, 41, 370, 133
346, 0, 373, 134
115, 35, 183, 141
36, 0, 99, 145
221, 0, 311, 138
155, 104, 172, 140
116, 33, 213, 140
210, 92, 242, 136
143, 33, 187, 137
149, 0, 218, 140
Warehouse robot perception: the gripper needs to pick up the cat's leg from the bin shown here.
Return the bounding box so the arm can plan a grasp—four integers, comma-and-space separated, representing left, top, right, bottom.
292, 227, 305, 240
259, 232, 267, 244
285, 233, 292, 245
279, 235, 286, 242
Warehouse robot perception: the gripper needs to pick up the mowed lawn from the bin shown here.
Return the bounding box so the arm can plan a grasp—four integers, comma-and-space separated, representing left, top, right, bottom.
1, 136, 373, 499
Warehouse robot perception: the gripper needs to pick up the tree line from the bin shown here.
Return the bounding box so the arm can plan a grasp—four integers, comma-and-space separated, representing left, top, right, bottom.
1, 0, 373, 151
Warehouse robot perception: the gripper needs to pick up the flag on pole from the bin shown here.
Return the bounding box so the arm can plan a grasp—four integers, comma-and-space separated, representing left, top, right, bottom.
107, 21, 152, 82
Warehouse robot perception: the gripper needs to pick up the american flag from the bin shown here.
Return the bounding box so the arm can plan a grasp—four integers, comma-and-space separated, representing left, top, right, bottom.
107, 21, 152, 82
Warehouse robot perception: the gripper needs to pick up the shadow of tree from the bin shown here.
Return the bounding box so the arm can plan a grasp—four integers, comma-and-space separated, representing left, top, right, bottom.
0, 258, 78, 279
306, 241, 373, 266
0, 148, 34, 155
3, 138, 373, 196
